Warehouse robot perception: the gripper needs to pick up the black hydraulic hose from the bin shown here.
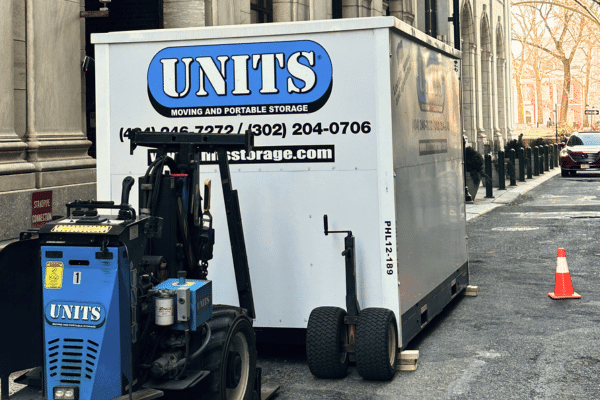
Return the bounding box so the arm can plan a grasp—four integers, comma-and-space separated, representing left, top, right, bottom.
174, 323, 212, 377
148, 156, 168, 214
175, 329, 190, 381
142, 156, 163, 211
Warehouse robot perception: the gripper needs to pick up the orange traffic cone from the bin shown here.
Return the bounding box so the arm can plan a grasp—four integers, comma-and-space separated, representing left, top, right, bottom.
548, 248, 581, 300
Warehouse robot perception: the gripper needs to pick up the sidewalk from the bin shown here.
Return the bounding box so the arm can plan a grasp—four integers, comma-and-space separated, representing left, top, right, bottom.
466, 167, 561, 222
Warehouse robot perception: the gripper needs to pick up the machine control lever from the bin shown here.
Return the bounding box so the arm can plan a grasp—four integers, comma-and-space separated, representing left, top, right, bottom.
121, 176, 135, 206
118, 176, 136, 220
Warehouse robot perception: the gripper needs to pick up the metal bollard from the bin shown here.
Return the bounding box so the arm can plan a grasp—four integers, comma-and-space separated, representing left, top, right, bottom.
509, 148, 517, 186
539, 146, 545, 174
518, 147, 525, 182
485, 154, 494, 198
498, 150, 505, 190
463, 136, 472, 202
549, 145, 554, 169
544, 145, 550, 171
555, 143, 560, 166
533, 146, 539, 176
526, 147, 533, 179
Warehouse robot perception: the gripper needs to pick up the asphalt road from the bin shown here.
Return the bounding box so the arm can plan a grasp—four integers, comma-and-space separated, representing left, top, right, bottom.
7, 171, 600, 400
257, 171, 600, 399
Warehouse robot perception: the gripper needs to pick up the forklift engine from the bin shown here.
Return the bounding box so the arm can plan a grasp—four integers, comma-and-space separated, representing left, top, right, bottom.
0, 130, 259, 400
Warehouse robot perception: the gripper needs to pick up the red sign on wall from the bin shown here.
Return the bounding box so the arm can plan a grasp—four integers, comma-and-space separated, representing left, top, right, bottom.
32, 191, 53, 228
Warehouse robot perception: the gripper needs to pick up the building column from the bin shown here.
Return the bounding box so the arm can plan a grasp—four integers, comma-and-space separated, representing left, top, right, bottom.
472, 44, 486, 152
489, 54, 502, 146
496, 57, 507, 141
341, 0, 385, 18
389, 0, 414, 25
309, 0, 332, 20
25, 0, 95, 189
273, 0, 310, 22
164, 0, 206, 28
461, 44, 476, 148
0, 0, 36, 192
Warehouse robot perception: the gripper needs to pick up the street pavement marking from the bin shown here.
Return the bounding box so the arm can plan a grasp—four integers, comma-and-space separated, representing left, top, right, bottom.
507, 211, 600, 219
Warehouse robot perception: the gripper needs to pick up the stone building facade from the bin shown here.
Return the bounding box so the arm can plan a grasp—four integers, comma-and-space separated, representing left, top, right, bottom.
0, 0, 512, 242
458, 0, 514, 153
0, 0, 96, 243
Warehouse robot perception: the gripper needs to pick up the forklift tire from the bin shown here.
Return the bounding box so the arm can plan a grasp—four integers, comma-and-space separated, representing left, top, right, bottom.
355, 308, 398, 381
202, 306, 257, 400
306, 307, 349, 379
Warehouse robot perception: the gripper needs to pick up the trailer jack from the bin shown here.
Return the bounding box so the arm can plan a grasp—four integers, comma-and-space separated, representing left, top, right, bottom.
305, 215, 398, 381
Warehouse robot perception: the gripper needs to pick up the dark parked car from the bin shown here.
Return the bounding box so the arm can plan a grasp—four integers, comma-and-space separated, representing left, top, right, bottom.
560, 131, 600, 176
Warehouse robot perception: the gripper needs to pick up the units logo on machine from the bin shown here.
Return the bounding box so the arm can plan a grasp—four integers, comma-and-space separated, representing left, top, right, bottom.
45, 301, 106, 329
147, 40, 333, 118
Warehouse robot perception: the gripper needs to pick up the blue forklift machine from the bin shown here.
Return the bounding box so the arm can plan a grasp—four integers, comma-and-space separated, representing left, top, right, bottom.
0, 129, 267, 400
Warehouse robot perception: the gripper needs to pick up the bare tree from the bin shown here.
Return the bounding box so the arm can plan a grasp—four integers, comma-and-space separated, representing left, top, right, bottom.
515, 1, 591, 124
513, 0, 600, 127
512, 4, 537, 124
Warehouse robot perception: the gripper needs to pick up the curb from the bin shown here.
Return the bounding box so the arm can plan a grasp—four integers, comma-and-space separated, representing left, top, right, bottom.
466, 168, 561, 222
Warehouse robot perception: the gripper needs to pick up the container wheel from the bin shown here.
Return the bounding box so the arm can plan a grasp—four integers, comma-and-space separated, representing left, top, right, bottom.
355, 308, 398, 381
201, 305, 257, 400
306, 307, 349, 379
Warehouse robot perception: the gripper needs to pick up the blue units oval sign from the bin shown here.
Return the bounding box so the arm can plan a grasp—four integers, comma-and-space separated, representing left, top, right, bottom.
45, 301, 106, 329
147, 40, 333, 118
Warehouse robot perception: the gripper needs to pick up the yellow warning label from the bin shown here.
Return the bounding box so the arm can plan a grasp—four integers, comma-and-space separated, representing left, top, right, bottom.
51, 225, 111, 234
45, 262, 63, 289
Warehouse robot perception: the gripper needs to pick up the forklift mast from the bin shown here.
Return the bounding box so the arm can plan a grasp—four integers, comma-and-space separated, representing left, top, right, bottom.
130, 129, 256, 319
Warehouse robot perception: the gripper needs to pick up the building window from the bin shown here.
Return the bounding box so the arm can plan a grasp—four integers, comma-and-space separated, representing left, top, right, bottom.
425, 0, 438, 38
251, 0, 273, 23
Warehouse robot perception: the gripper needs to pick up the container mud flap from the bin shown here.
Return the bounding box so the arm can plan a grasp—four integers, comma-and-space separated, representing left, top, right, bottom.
0, 237, 43, 399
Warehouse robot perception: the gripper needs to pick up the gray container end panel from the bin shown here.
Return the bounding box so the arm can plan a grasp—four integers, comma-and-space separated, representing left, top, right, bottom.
389, 31, 468, 346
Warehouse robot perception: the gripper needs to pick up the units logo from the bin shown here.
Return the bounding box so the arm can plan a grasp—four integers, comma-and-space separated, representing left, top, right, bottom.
45, 302, 106, 329
147, 40, 333, 118
416, 49, 445, 113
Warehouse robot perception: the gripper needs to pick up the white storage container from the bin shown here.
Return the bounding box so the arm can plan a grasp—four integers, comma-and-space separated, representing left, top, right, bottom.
93, 16, 469, 350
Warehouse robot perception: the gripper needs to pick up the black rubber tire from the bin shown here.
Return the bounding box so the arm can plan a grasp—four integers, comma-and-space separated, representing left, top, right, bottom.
306, 307, 349, 379
201, 305, 257, 400
355, 308, 398, 381
561, 169, 568, 177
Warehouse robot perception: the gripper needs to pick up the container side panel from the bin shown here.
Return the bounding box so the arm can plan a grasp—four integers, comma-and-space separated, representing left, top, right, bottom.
389, 31, 467, 315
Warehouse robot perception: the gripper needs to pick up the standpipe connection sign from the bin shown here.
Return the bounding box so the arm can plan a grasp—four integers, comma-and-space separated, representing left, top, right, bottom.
32, 190, 52, 228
